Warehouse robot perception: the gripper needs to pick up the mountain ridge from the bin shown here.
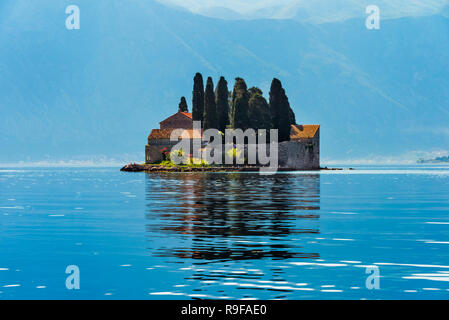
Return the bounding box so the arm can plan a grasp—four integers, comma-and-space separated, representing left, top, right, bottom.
0, 0, 448, 162
160, 0, 449, 23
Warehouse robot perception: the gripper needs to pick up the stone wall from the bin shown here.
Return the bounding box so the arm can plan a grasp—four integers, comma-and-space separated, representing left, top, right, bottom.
278, 139, 319, 169
145, 139, 204, 164
146, 136, 320, 169
279, 130, 320, 169
145, 139, 180, 163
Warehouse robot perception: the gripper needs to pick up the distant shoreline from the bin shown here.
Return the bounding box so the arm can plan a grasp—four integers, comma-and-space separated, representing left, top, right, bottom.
417, 156, 449, 164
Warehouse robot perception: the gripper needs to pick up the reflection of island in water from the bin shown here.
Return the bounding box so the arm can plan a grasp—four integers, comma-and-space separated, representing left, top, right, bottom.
145, 173, 320, 262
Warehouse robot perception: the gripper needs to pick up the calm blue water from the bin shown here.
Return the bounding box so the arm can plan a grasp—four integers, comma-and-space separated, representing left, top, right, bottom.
1, 165, 449, 300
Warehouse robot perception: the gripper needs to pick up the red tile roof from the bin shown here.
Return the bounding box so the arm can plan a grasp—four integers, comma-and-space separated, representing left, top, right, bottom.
290, 125, 320, 140
160, 112, 193, 125
148, 123, 319, 140
180, 112, 192, 119
148, 128, 202, 140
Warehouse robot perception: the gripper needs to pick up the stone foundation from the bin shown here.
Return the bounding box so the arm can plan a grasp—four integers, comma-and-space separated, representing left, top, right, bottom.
145, 139, 320, 169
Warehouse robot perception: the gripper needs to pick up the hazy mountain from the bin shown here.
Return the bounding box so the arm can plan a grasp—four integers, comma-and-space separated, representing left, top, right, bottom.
0, 0, 448, 163
442, 5, 449, 17
161, 0, 449, 23
196, 6, 244, 20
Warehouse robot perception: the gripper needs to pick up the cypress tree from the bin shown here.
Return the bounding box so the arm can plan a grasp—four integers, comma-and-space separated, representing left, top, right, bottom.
289, 106, 296, 125
248, 87, 272, 131
215, 76, 230, 133
231, 78, 250, 131
203, 77, 218, 130
269, 78, 295, 142
178, 96, 188, 112
192, 73, 204, 122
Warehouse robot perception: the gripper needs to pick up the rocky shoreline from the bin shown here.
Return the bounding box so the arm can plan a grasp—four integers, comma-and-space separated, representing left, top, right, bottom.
120, 163, 347, 172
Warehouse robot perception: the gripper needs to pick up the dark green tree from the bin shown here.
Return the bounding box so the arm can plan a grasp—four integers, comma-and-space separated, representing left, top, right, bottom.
289, 107, 296, 125
248, 87, 272, 131
192, 73, 204, 122
215, 76, 230, 133
231, 78, 250, 130
269, 78, 295, 142
178, 96, 188, 112
203, 77, 218, 130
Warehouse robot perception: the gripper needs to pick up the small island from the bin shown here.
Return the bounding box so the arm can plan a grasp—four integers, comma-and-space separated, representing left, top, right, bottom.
122, 73, 330, 173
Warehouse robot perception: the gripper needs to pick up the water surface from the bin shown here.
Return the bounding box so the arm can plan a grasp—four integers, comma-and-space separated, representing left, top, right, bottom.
1, 165, 448, 299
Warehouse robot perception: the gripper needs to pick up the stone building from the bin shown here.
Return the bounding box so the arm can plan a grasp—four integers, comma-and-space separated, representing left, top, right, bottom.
145, 112, 320, 169
279, 124, 320, 169
145, 111, 201, 164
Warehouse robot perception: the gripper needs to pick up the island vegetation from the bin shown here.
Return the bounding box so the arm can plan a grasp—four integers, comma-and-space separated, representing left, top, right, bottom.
153, 73, 297, 169
190, 73, 296, 141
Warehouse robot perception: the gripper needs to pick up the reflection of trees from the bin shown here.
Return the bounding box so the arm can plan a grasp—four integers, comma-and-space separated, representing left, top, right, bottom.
145, 173, 320, 261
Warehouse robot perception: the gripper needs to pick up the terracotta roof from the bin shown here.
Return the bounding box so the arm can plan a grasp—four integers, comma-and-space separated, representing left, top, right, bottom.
290, 125, 320, 140
160, 112, 193, 125
149, 128, 202, 140
180, 112, 192, 119
149, 124, 319, 140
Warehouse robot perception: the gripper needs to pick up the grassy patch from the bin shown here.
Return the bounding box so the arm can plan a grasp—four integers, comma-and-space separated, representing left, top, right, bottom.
150, 160, 210, 168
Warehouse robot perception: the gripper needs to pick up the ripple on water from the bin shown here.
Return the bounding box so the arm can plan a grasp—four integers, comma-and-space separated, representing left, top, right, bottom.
403, 273, 449, 282
149, 292, 184, 296
426, 222, 449, 225
290, 262, 348, 267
